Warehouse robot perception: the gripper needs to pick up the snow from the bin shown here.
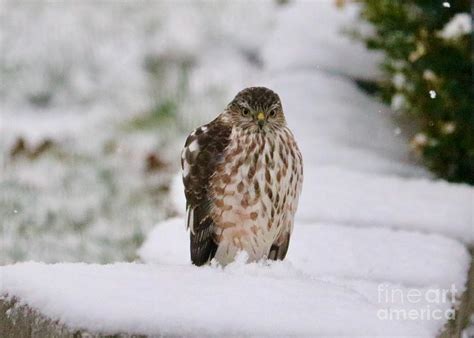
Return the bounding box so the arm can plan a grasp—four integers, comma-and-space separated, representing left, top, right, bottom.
138, 218, 190, 266
139, 218, 470, 290
392, 93, 408, 111
261, 1, 382, 79
438, 13, 472, 40
1, 0, 473, 336
296, 167, 474, 245
0, 258, 463, 336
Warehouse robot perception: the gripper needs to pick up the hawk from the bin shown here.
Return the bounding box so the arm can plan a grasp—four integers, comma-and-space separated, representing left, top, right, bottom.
181, 87, 303, 266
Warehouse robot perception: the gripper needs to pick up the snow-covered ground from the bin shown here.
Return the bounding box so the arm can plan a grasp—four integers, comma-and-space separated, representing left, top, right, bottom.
1, 257, 465, 337
1, 1, 473, 336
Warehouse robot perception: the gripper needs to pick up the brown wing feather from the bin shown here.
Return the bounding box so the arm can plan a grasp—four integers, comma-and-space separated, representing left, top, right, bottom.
181, 116, 232, 266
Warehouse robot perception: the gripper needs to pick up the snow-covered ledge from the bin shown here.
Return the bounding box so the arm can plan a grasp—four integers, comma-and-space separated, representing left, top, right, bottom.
1, 220, 471, 337
0, 262, 426, 336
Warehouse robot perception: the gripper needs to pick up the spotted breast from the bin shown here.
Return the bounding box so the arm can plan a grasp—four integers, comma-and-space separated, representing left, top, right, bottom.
209, 125, 303, 265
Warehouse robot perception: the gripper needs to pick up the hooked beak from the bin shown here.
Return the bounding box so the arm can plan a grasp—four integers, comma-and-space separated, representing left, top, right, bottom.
257, 112, 265, 129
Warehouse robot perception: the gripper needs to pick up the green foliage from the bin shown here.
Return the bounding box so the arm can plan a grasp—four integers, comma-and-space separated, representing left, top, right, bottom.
357, 0, 473, 184
126, 100, 178, 131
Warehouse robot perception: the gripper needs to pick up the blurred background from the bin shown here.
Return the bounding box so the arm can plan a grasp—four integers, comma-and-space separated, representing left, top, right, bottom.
0, 0, 471, 265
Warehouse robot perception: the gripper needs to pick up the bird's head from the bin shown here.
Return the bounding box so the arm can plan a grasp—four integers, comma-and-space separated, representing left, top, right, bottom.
225, 87, 286, 132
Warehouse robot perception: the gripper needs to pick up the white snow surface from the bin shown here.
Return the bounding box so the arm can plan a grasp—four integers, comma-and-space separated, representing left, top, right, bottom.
139, 218, 470, 291
261, 1, 383, 78
296, 166, 474, 245
438, 13, 472, 40
0, 260, 442, 336
1, 219, 469, 336
2, 0, 473, 336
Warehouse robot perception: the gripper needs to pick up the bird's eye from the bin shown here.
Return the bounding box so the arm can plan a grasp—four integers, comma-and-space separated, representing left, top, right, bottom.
269, 109, 277, 117
241, 108, 250, 117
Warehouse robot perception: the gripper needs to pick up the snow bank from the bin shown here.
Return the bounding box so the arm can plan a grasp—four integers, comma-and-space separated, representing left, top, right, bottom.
0, 259, 459, 337
138, 218, 190, 266
297, 166, 474, 245
139, 218, 470, 290
137, 217, 472, 335
2, 215, 468, 336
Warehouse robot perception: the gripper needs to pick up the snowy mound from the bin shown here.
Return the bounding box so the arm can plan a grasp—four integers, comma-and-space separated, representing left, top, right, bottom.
139, 218, 470, 289
3, 264, 404, 336
1, 217, 469, 336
